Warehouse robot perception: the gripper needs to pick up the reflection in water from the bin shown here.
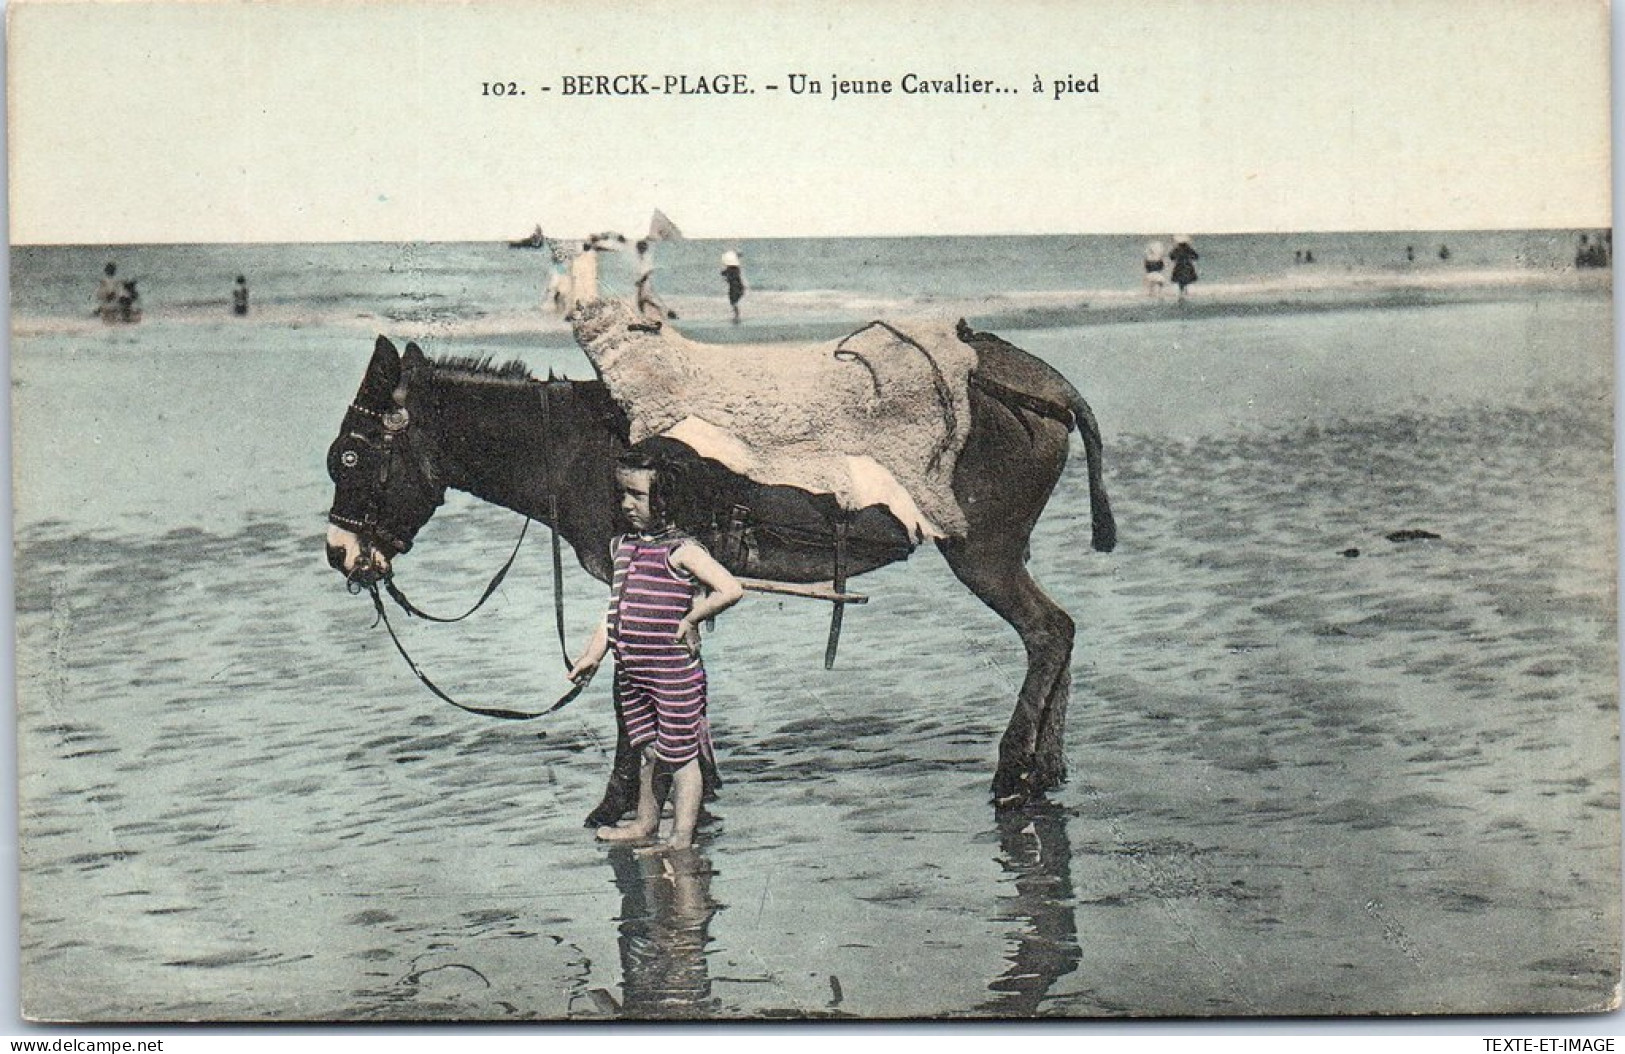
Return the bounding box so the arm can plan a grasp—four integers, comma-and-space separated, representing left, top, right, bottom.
977, 803, 1081, 1014
599, 846, 721, 1019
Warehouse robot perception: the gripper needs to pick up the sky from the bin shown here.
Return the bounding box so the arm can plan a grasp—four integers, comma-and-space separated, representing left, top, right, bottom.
5, 1, 1615, 242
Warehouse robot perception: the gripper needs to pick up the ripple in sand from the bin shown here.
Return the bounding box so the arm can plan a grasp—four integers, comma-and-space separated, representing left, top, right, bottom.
165, 949, 313, 969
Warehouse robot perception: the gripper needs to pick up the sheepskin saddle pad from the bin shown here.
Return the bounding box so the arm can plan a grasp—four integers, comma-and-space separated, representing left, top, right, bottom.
572, 299, 977, 539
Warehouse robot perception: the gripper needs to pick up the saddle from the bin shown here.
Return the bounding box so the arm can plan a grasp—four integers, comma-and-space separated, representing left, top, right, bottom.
624, 434, 910, 564
572, 299, 978, 539
572, 307, 1093, 667
631, 434, 915, 669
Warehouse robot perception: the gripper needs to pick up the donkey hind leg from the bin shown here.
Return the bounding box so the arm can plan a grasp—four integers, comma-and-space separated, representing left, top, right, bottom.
939, 538, 1076, 808
1033, 663, 1072, 792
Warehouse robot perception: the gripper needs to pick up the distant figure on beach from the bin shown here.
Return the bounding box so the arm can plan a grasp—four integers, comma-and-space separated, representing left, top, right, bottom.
98, 270, 143, 325
232, 275, 249, 316
1438, 244, 1451, 261
544, 261, 570, 316
635, 240, 678, 322
1303, 249, 1315, 265
542, 240, 572, 316
1406, 245, 1415, 262
1169, 236, 1199, 297
567, 235, 615, 310
720, 249, 746, 323
1575, 232, 1611, 269
1142, 241, 1167, 296
95, 263, 123, 323
116, 279, 142, 324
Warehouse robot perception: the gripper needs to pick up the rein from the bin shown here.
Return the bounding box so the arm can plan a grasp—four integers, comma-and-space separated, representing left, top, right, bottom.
381, 517, 531, 623
538, 382, 575, 671
365, 579, 593, 720
549, 494, 571, 669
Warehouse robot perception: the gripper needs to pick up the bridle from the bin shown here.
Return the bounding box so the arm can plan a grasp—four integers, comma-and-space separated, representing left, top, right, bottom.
327, 377, 588, 719
327, 398, 446, 580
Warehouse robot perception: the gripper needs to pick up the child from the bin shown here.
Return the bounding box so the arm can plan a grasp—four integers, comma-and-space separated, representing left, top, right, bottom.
634, 239, 678, 322
95, 262, 122, 322
568, 450, 744, 851
719, 248, 746, 324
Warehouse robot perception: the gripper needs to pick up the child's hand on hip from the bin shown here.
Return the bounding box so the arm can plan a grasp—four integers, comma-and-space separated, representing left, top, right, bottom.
676, 618, 700, 656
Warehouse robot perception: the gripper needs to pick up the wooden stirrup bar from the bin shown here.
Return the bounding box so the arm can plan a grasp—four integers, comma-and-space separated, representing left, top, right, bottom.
725, 510, 859, 668
737, 577, 869, 605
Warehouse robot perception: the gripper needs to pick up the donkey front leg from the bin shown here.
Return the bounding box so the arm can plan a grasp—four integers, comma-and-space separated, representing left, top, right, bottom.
583, 732, 642, 828
582, 730, 723, 828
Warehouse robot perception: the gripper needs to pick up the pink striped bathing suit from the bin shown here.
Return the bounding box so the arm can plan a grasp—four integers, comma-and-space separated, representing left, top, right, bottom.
607, 531, 713, 768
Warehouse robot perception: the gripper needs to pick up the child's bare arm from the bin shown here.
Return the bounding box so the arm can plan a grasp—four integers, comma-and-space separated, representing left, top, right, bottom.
568, 536, 619, 681
672, 543, 745, 637
568, 620, 609, 682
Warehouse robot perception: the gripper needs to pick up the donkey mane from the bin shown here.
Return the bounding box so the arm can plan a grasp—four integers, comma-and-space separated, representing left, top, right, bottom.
429, 355, 533, 382
424, 353, 627, 432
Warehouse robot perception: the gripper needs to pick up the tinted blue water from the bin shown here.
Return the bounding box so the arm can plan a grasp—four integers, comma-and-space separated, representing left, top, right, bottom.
10, 230, 1586, 323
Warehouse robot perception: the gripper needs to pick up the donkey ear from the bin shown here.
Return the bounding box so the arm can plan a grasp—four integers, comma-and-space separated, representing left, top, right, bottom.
354, 335, 403, 409
395, 342, 431, 407
402, 342, 430, 371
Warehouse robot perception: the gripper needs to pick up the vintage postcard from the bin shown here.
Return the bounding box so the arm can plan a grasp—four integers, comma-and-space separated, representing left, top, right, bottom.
6, 0, 1617, 1026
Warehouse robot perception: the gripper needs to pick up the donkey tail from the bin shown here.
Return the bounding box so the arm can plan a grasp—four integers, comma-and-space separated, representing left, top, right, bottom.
1068, 389, 1117, 553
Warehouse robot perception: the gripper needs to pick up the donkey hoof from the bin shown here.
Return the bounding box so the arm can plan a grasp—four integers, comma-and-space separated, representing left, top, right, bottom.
584, 807, 628, 829
990, 768, 1043, 811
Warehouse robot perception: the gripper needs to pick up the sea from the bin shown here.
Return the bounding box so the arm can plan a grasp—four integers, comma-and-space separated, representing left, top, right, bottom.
8, 232, 1618, 1021
10, 229, 1595, 348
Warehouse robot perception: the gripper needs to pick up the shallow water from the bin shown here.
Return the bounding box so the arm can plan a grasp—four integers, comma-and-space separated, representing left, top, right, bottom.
12, 239, 1618, 1020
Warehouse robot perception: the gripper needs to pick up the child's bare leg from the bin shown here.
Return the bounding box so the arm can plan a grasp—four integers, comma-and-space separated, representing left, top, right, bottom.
596, 752, 660, 841
664, 759, 703, 850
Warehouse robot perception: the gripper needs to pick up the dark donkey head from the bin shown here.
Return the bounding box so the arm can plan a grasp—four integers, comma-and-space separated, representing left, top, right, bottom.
324, 336, 447, 583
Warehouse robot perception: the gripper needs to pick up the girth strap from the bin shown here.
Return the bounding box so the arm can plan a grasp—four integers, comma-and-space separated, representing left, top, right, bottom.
823, 516, 851, 670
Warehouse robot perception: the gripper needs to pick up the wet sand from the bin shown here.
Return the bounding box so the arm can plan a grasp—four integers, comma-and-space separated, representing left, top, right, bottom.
12, 279, 1618, 1020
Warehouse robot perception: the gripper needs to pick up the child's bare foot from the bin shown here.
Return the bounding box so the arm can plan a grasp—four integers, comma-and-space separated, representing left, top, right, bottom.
635, 834, 695, 856
596, 822, 657, 842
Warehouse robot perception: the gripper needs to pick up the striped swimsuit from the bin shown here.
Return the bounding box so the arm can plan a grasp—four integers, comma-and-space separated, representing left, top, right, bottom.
607, 532, 712, 768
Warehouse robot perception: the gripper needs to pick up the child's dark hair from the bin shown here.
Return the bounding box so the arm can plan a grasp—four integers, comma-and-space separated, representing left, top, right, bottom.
616, 448, 673, 529
616, 438, 719, 532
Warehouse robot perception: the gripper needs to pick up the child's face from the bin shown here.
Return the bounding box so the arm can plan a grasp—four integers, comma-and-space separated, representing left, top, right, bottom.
616, 467, 656, 531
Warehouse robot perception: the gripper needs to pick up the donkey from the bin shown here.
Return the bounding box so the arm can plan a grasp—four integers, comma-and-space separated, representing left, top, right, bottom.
325, 320, 1114, 819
